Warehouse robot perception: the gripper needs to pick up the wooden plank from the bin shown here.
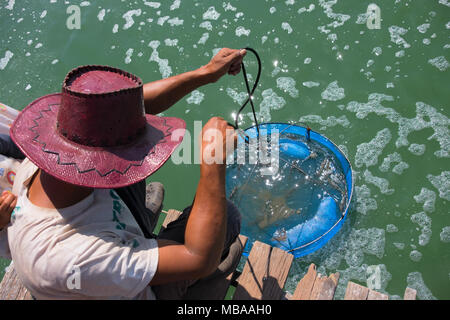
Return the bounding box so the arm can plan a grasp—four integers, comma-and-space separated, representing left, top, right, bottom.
367, 289, 389, 300
310, 272, 340, 300
233, 241, 294, 300
184, 235, 248, 300
404, 287, 417, 300
344, 281, 369, 300
291, 263, 317, 300
162, 209, 182, 228
0, 262, 32, 300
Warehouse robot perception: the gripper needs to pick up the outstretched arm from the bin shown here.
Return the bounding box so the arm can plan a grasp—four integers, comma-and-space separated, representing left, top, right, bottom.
150, 117, 237, 285
144, 48, 246, 115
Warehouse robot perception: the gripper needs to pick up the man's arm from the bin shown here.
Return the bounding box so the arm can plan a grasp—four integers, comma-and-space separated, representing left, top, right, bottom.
144, 48, 246, 115
149, 117, 236, 285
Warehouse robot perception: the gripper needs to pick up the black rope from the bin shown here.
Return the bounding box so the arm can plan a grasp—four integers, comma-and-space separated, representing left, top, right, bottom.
228, 47, 262, 138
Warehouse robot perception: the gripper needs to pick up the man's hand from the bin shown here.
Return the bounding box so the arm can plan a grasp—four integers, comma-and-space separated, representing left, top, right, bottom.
0, 191, 17, 229
200, 117, 237, 167
202, 48, 247, 83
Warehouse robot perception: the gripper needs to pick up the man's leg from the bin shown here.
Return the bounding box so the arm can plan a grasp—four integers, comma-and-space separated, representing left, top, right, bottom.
153, 200, 241, 299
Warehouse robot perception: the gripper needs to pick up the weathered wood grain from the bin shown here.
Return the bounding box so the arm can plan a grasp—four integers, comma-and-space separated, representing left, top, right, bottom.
404, 287, 417, 300
344, 281, 369, 300
233, 241, 293, 300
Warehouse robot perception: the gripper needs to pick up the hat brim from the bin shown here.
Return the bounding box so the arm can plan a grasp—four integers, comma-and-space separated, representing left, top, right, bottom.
10, 93, 186, 188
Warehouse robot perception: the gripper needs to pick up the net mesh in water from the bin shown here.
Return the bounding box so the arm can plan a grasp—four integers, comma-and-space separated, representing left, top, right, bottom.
226, 122, 354, 258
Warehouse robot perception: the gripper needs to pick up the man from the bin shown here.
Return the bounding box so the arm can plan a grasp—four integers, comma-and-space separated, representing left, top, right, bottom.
0, 48, 246, 299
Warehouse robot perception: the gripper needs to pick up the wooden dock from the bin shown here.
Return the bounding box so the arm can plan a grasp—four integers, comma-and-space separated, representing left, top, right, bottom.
0, 209, 417, 300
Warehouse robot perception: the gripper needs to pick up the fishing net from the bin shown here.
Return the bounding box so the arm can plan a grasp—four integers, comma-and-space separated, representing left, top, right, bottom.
225, 49, 354, 257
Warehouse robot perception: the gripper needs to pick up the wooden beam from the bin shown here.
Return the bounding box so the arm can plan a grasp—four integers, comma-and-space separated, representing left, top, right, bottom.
292, 264, 317, 299
344, 281, 369, 300
0, 263, 32, 300
310, 272, 340, 300
404, 287, 417, 300
367, 289, 389, 300
233, 241, 293, 300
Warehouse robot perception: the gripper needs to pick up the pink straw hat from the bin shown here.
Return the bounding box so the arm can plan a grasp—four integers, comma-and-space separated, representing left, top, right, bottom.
10, 65, 186, 188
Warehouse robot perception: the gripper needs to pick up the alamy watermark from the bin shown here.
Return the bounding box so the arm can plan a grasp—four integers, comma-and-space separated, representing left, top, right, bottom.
66, 265, 81, 290
170, 121, 280, 176
66, 5, 81, 30
366, 3, 381, 30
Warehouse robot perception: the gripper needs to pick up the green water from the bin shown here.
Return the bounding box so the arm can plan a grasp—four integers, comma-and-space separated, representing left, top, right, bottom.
0, 0, 449, 299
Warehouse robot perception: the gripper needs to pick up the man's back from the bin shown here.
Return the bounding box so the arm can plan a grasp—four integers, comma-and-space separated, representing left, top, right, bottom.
3, 159, 159, 299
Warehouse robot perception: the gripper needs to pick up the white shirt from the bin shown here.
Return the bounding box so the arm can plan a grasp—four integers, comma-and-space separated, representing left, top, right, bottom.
0, 159, 159, 299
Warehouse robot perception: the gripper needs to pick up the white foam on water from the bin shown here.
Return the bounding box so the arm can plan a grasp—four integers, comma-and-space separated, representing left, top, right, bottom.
298, 4, 315, 14
413, 188, 436, 213
438, 0, 450, 7
355, 184, 378, 215
148, 41, 172, 79
164, 38, 178, 47
25, 84, 31, 91
363, 169, 394, 195
40, 10, 47, 19
411, 212, 432, 247
112, 24, 119, 33
417, 23, 430, 34
423, 38, 431, 45
186, 90, 205, 105
235, 26, 250, 37
167, 17, 183, 26
80, 1, 90, 6
199, 21, 212, 31
440, 226, 450, 243
97, 9, 106, 21
223, 2, 236, 12
379, 152, 402, 172
281, 22, 293, 34
346, 96, 449, 159
388, 25, 410, 49
372, 47, 382, 56
143, 2, 161, 8
35, 43, 43, 49
269, 7, 276, 14
302, 81, 320, 88
0, 51, 13, 70
123, 9, 141, 30
321, 81, 345, 101
51, 59, 59, 65
5, 0, 15, 10
276, 77, 298, 98
409, 250, 422, 262
257, 88, 286, 122
407, 272, 436, 300
355, 128, 392, 168
203, 6, 220, 20
298, 115, 350, 128
428, 56, 449, 71
393, 242, 405, 250
157, 16, 169, 26
427, 171, 450, 201
226, 88, 247, 105
317, 0, 351, 34
408, 143, 426, 156
197, 32, 209, 45
170, 0, 180, 11
395, 50, 405, 58
386, 224, 398, 233
125, 48, 133, 64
